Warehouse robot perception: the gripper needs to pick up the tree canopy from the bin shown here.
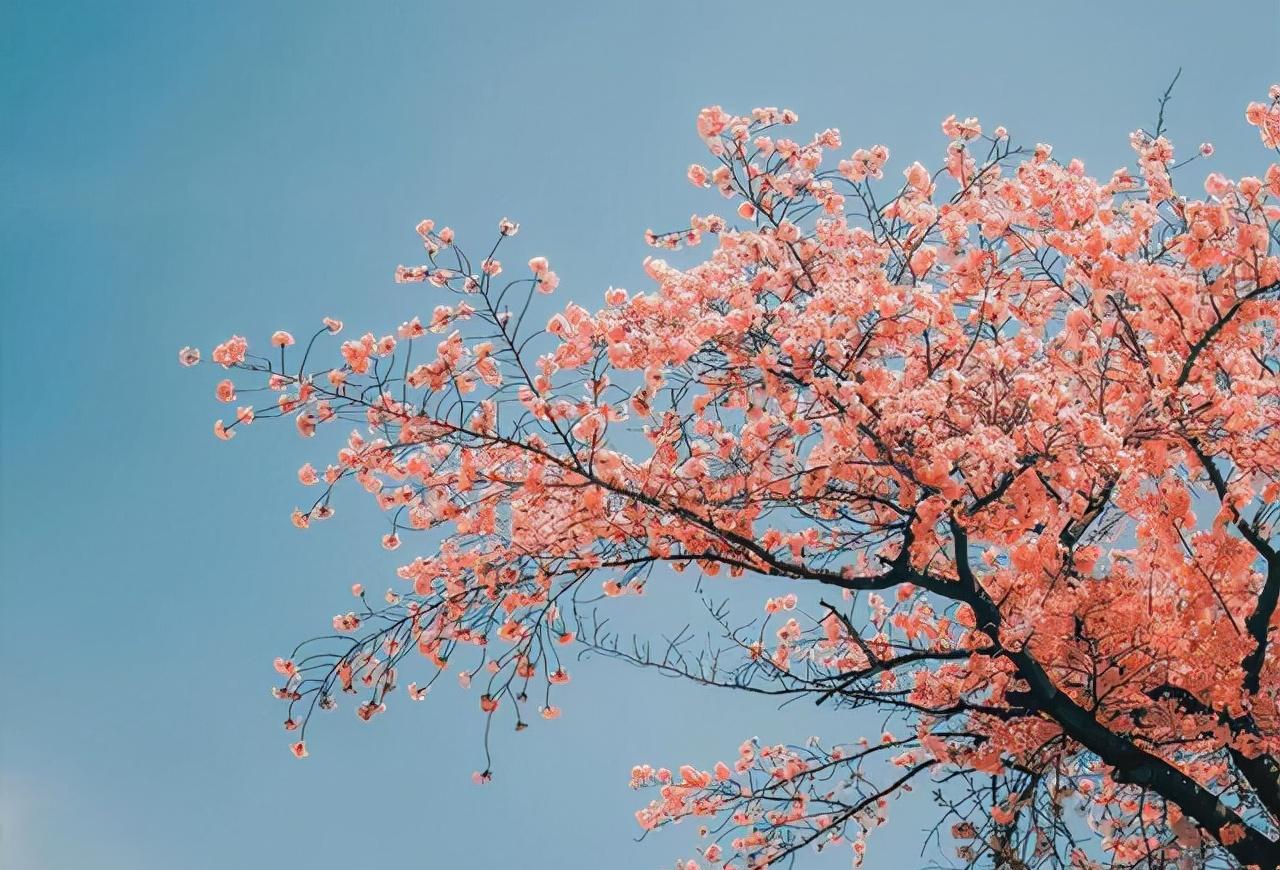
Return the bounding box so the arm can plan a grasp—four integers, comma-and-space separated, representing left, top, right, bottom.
183, 85, 1280, 869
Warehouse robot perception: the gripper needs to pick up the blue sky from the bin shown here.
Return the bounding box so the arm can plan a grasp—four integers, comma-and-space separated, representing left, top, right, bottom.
2, 3, 1278, 869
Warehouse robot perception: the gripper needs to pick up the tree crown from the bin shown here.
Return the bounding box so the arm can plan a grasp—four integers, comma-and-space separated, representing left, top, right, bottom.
183, 85, 1280, 869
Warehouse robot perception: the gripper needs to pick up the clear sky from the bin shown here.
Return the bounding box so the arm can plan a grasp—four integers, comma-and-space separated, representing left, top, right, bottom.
2, 3, 1278, 869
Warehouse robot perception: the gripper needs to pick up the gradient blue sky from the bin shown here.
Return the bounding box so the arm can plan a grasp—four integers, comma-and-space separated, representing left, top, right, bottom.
2, 3, 1278, 869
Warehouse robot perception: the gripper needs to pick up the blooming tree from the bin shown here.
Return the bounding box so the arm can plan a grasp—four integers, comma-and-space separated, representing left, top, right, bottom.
182, 84, 1280, 869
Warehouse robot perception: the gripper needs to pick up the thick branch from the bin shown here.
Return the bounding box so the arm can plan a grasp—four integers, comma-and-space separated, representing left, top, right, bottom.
948, 513, 1280, 867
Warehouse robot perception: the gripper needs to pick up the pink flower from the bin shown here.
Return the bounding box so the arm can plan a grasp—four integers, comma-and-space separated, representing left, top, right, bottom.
340, 335, 374, 373
295, 412, 317, 438
696, 106, 730, 140
536, 271, 559, 294
941, 114, 982, 140
498, 217, 519, 236
398, 316, 426, 339
178, 346, 201, 366
215, 379, 236, 403
211, 335, 248, 367
528, 256, 550, 275
1205, 172, 1233, 197
271, 331, 295, 348
356, 702, 385, 721
323, 317, 343, 334
290, 741, 308, 758
332, 612, 360, 632
213, 420, 235, 440
395, 265, 428, 283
